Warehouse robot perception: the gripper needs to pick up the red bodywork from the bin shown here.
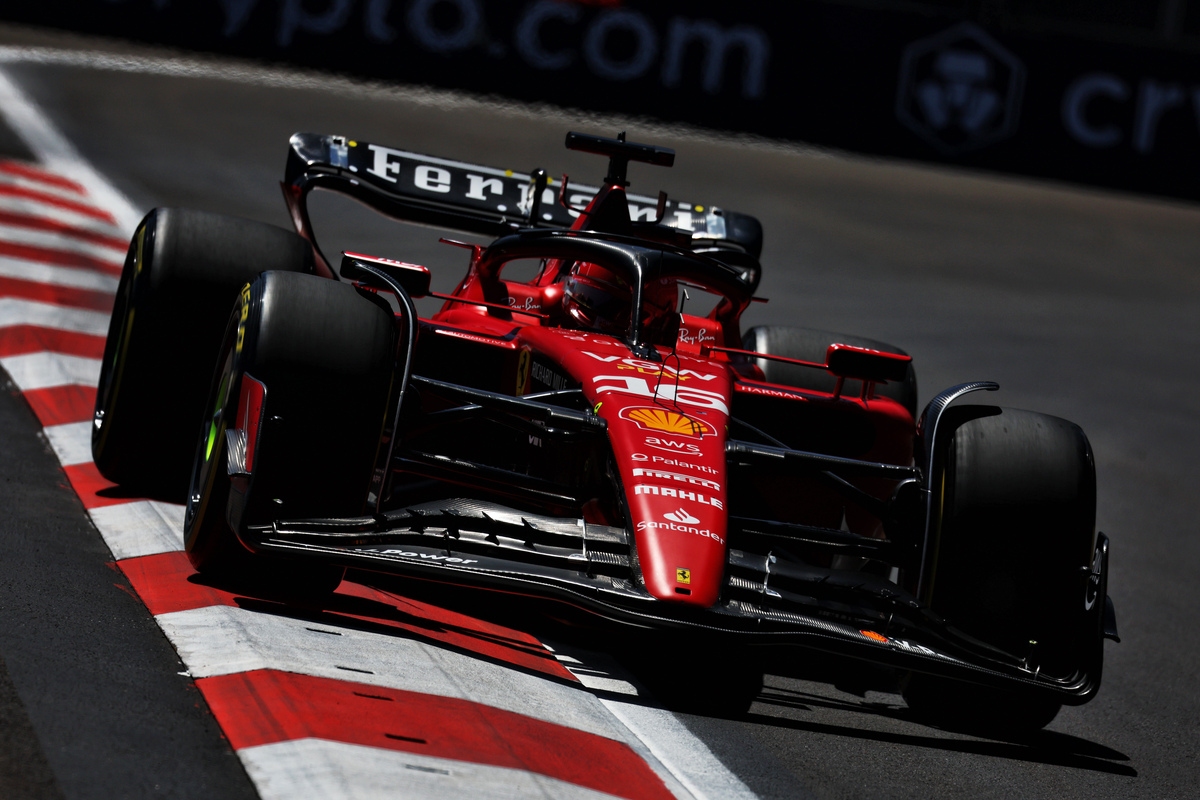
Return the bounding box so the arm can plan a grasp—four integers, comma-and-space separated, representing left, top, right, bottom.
240, 132, 1110, 711
377, 182, 914, 609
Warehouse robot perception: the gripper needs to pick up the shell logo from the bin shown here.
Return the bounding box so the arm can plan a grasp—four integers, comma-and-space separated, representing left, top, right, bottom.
621, 407, 715, 438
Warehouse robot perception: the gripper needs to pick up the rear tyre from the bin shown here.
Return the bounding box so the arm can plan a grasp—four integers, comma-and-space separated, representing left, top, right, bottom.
92, 208, 314, 494
742, 326, 917, 418
903, 405, 1099, 734
184, 271, 396, 591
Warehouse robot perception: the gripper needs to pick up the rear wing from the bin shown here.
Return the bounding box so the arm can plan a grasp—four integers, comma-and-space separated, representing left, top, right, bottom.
283, 133, 762, 257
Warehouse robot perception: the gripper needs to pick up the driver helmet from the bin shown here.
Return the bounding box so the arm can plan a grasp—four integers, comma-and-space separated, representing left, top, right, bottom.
562, 262, 675, 334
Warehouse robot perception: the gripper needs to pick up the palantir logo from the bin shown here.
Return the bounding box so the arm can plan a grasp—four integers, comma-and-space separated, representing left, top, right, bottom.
896, 23, 1025, 155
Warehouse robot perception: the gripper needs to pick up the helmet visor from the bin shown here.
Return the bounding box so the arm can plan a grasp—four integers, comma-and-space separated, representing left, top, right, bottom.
563, 270, 631, 333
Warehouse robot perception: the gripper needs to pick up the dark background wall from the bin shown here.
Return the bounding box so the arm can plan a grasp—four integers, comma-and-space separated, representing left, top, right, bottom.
4, 0, 1199, 202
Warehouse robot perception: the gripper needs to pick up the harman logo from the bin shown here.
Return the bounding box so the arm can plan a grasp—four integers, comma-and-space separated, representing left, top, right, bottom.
621, 406, 714, 437
896, 23, 1025, 154
735, 383, 805, 400
664, 508, 700, 524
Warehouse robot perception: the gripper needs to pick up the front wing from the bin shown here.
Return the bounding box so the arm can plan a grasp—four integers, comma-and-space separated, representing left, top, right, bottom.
242, 499, 1105, 705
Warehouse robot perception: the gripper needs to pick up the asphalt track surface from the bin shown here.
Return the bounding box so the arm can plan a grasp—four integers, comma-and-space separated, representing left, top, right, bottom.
0, 22, 1198, 800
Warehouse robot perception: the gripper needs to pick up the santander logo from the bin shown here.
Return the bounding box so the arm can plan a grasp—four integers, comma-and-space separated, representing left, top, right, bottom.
664, 508, 700, 524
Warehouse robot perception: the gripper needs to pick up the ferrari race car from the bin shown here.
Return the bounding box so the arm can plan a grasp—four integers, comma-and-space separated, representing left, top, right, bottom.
93, 131, 1119, 731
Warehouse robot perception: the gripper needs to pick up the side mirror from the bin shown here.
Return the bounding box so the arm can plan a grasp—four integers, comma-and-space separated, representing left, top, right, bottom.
341, 251, 431, 297
825, 343, 911, 383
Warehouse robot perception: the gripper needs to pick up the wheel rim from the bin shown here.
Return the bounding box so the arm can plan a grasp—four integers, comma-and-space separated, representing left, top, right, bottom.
92, 225, 144, 452
184, 343, 238, 548
1084, 542, 1103, 611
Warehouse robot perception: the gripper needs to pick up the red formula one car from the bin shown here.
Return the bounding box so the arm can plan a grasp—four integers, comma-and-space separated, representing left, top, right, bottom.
93, 132, 1118, 731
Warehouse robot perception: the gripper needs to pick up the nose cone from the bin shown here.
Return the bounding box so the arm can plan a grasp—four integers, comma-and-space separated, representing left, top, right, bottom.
627, 486, 727, 606
554, 341, 734, 607
603, 400, 729, 607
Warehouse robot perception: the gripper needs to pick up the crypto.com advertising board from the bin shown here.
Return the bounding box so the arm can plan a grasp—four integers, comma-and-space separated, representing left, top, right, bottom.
5, 0, 1200, 200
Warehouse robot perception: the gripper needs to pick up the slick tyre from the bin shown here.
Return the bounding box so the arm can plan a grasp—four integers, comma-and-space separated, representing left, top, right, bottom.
742, 326, 918, 418
904, 405, 1099, 734
184, 271, 396, 591
92, 208, 314, 495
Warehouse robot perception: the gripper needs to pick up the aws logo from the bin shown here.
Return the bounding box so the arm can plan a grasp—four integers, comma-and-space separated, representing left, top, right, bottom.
642, 436, 702, 455
621, 406, 714, 438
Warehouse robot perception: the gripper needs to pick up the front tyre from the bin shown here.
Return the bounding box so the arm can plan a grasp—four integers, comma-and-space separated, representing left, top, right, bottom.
904, 405, 1100, 734
184, 272, 396, 591
92, 208, 314, 494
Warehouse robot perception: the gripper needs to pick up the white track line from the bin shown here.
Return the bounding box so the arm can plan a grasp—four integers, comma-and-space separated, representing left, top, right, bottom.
601, 701, 746, 800
0, 352, 101, 390
161, 604, 632, 742
0, 44, 832, 162
0, 54, 760, 800
0, 67, 141, 233
241, 740, 628, 800
550, 643, 757, 800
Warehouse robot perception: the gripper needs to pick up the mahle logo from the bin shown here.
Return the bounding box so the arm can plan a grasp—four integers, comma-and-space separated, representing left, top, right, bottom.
896, 23, 1025, 154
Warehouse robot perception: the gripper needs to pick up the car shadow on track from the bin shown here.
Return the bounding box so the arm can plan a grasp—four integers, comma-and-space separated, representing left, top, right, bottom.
749, 685, 1137, 777
186, 571, 585, 690
190, 570, 715, 716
